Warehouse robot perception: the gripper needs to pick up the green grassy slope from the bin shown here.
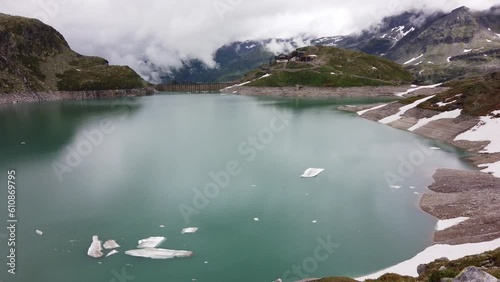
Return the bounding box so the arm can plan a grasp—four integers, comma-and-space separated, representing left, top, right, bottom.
243, 46, 413, 87
0, 13, 147, 94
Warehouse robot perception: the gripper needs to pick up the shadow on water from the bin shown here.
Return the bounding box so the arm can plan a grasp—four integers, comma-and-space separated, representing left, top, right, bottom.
0, 97, 142, 158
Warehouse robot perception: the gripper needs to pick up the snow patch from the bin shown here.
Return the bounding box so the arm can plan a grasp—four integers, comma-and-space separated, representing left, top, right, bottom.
408, 109, 462, 132
404, 54, 423, 65
436, 217, 469, 231
480, 161, 500, 177
435, 100, 456, 107
464, 49, 472, 53
389, 186, 401, 189
356, 237, 500, 280
357, 104, 388, 116
447, 56, 452, 62
379, 95, 436, 124
394, 83, 442, 98
455, 114, 500, 154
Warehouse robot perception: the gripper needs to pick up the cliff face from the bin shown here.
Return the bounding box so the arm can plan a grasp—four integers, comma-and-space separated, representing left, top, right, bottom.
0, 13, 148, 94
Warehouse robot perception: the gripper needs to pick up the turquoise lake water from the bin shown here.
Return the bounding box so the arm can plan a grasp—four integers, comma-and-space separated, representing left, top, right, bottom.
0, 93, 473, 282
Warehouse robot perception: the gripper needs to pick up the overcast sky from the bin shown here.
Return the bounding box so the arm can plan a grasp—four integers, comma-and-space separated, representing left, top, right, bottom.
2, 0, 498, 81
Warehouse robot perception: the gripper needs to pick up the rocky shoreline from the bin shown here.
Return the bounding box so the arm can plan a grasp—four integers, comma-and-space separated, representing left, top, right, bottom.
0, 88, 155, 105
341, 92, 500, 246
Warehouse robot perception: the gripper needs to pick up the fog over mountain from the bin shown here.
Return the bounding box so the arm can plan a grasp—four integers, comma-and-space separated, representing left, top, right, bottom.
2, 0, 498, 82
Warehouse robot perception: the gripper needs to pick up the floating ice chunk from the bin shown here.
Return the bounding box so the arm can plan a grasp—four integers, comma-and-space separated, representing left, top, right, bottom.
36, 230, 43, 235
182, 227, 199, 234
106, 250, 119, 257
159, 225, 165, 228
103, 240, 120, 250
301, 168, 325, 178
87, 236, 104, 258
137, 237, 166, 249
410, 186, 416, 189
389, 186, 401, 189
204, 261, 208, 264
21, 142, 26, 145
252, 185, 257, 187
430, 147, 441, 150
312, 220, 318, 224
254, 218, 260, 222
125, 248, 193, 259
436, 217, 470, 231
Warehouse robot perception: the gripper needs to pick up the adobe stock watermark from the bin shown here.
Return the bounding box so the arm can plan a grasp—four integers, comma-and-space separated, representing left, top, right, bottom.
213, 0, 242, 20
33, 0, 69, 24
384, 125, 458, 187
109, 268, 135, 282
279, 236, 340, 282
51, 101, 132, 182
179, 108, 292, 224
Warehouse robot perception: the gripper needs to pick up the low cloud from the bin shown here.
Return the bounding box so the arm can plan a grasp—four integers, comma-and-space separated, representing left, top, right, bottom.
1, 0, 498, 81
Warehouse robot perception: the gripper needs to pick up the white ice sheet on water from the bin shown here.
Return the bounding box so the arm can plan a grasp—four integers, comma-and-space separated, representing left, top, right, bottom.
301, 168, 325, 178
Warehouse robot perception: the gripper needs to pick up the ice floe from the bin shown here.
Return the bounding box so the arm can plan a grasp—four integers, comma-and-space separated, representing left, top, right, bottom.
159, 225, 166, 228
103, 240, 120, 250
357, 104, 388, 116
254, 218, 260, 222
182, 227, 199, 234
389, 185, 402, 189
379, 95, 436, 124
404, 54, 423, 65
137, 237, 166, 248
394, 83, 442, 98
87, 236, 104, 258
435, 217, 469, 231
408, 109, 462, 132
301, 168, 325, 178
356, 237, 500, 280
106, 250, 119, 257
36, 230, 43, 236
125, 248, 193, 260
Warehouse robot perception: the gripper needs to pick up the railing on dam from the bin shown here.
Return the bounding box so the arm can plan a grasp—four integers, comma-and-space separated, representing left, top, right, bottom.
156, 83, 234, 92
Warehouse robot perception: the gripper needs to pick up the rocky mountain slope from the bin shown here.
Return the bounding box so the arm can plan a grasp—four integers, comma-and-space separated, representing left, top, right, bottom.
0, 13, 148, 94
239, 46, 412, 87
163, 5, 500, 84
